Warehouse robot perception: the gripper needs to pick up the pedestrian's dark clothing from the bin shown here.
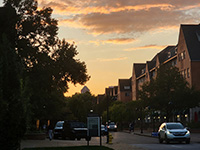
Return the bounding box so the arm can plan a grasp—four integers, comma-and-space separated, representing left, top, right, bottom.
48, 124, 54, 140
129, 122, 134, 132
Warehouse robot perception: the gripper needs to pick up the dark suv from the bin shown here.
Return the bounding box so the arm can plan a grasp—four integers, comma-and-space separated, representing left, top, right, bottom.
62, 121, 91, 141
53, 121, 64, 139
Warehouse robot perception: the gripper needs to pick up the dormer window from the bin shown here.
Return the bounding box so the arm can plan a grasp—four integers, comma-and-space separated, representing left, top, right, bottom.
168, 51, 171, 58
175, 47, 177, 54
141, 68, 146, 74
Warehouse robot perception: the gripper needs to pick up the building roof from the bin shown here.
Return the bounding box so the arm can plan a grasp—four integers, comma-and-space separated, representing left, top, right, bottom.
157, 46, 177, 64
181, 24, 200, 61
133, 63, 146, 78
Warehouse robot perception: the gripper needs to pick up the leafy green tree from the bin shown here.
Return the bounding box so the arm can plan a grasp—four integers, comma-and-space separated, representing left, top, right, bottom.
109, 101, 126, 130
139, 65, 200, 121
124, 101, 137, 123
66, 92, 95, 122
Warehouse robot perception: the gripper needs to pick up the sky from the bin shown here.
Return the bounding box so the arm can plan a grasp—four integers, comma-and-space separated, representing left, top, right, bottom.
1, 0, 200, 96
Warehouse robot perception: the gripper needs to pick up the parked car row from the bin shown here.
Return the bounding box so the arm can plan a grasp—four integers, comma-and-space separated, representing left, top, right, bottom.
53, 120, 91, 141
53, 121, 118, 140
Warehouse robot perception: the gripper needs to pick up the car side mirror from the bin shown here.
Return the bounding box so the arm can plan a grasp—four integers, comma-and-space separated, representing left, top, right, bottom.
185, 127, 190, 130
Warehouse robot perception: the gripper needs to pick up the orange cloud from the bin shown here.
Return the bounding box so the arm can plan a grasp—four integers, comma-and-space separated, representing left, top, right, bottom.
124, 45, 166, 51
89, 38, 135, 45
38, 0, 200, 35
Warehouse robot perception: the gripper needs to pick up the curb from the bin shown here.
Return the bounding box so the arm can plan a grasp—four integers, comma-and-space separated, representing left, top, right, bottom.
133, 132, 158, 138
124, 130, 158, 138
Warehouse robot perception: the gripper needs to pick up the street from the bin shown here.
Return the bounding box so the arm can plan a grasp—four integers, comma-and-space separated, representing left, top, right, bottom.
110, 132, 200, 150
21, 131, 200, 150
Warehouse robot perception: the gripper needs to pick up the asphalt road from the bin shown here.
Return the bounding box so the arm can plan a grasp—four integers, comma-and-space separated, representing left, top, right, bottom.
21, 131, 200, 150
110, 131, 200, 150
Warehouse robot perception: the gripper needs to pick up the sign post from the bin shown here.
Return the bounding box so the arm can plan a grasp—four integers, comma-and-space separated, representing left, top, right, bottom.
87, 113, 101, 146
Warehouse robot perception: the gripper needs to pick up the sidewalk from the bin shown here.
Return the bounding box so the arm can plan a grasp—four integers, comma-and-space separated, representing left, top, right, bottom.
21, 136, 143, 150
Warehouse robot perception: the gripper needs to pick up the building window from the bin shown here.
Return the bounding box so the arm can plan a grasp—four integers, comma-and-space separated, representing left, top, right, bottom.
124, 86, 130, 90
175, 47, 177, 54
168, 52, 171, 58
179, 51, 186, 61
187, 68, 190, 78
141, 68, 146, 74
172, 59, 177, 66
125, 92, 130, 97
184, 69, 186, 78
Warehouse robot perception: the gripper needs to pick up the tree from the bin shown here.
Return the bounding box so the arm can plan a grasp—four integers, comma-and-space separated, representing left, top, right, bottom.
3, 0, 90, 124
0, 4, 26, 149
139, 65, 200, 121
66, 92, 95, 122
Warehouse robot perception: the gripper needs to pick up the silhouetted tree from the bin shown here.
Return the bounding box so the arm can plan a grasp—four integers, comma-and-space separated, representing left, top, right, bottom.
2, 0, 90, 124
0, 4, 26, 149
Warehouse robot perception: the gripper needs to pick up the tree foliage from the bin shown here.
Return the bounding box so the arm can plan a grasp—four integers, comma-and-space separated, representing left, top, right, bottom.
139, 65, 200, 121
66, 92, 95, 122
0, 4, 26, 149
0, 0, 90, 149
2, 0, 90, 122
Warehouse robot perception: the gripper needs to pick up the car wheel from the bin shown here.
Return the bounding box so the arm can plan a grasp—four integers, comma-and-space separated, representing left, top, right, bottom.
77, 137, 81, 141
62, 135, 66, 140
85, 136, 91, 141
165, 134, 170, 144
186, 139, 190, 144
158, 135, 163, 143
69, 136, 75, 140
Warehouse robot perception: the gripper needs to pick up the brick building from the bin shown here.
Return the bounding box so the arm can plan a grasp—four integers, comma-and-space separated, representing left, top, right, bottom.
104, 24, 200, 121
130, 24, 200, 122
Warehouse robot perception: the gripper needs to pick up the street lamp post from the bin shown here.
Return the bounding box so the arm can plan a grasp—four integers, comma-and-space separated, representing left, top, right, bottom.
106, 96, 110, 144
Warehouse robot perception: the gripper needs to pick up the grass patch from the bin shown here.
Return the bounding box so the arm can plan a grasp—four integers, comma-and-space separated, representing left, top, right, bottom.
22, 146, 113, 150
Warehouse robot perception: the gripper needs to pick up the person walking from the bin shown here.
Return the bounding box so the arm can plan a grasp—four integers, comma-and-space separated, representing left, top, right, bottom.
48, 123, 54, 141
129, 122, 134, 133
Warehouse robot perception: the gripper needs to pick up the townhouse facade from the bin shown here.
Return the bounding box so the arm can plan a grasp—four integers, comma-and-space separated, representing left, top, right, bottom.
103, 24, 200, 121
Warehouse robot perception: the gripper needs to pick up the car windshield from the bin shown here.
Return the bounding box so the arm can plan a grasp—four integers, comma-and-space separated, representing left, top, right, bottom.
71, 122, 86, 128
56, 122, 63, 127
109, 122, 115, 125
167, 124, 184, 129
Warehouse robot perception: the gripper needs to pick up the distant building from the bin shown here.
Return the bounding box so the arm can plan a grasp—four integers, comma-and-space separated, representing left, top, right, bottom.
81, 86, 90, 94
118, 78, 132, 102
97, 94, 105, 104
105, 86, 118, 97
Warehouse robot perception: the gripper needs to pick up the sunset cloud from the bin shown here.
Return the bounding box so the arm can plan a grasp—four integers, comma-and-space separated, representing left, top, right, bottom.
124, 45, 166, 51
89, 38, 135, 45
38, 0, 200, 35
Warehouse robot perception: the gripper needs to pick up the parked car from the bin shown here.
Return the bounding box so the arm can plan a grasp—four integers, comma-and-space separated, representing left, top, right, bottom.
158, 122, 190, 144
53, 121, 64, 139
108, 122, 117, 132
62, 121, 91, 141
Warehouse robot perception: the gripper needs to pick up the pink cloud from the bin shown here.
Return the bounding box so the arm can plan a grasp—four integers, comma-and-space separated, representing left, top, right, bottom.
38, 0, 200, 35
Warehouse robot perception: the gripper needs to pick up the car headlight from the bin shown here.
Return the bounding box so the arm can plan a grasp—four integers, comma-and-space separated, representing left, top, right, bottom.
186, 130, 190, 134
114, 125, 117, 128
167, 131, 172, 135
